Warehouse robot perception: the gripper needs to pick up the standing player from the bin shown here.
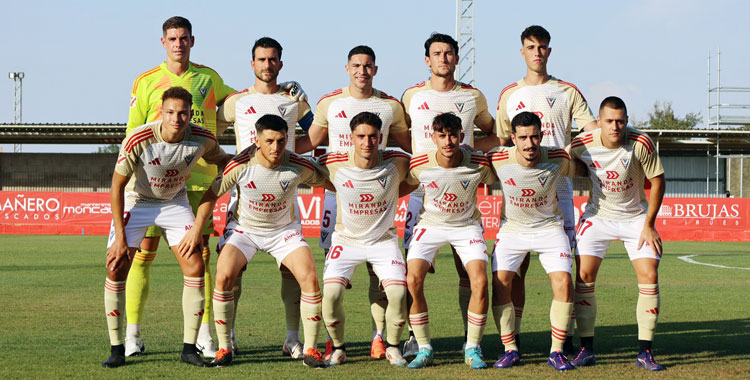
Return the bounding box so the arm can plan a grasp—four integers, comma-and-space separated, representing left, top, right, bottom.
296, 45, 411, 359
216, 37, 313, 359
124, 16, 235, 358
102, 87, 229, 368
401, 32, 496, 355
489, 112, 575, 371
494, 25, 597, 348
179, 114, 330, 368
318, 112, 415, 367
125, 18, 306, 358
401, 113, 497, 370
567, 97, 666, 371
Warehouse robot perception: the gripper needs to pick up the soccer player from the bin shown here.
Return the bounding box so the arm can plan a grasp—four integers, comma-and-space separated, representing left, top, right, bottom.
124, 16, 235, 358
400, 32, 496, 355
102, 87, 229, 368
179, 114, 330, 368
317, 111, 415, 367
296, 45, 411, 360
125, 19, 306, 358
401, 113, 497, 370
567, 97, 666, 371
489, 112, 576, 371
494, 25, 598, 349
216, 36, 313, 359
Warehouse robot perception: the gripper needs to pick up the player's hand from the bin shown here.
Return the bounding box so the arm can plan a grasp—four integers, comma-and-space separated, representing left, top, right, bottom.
638, 225, 663, 258
279, 81, 307, 102
106, 238, 130, 272
177, 226, 203, 258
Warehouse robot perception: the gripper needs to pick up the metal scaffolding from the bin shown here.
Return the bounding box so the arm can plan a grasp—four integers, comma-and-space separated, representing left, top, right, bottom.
455, 0, 475, 86
8, 72, 24, 152
706, 49, 750, 195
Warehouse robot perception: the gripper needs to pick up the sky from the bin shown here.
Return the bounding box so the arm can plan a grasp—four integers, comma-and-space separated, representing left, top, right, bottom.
1, 0, 749, 152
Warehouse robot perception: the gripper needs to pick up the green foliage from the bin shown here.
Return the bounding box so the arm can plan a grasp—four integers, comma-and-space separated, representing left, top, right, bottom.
637, 101, 702, 130
1, 236, 749, 379
96, 144, 120, 153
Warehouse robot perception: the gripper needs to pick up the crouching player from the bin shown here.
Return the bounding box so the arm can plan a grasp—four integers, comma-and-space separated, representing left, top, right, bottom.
489, 111, 576, 371
102, 87, 229, 368
567, 97, 666, 371
317, 111, 416, 366
179, 114, 330, 368
401, 113, 497, 369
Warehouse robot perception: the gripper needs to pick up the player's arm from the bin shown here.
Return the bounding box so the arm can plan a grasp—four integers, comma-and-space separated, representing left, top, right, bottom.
178, 187, 220, 257
295, 124, 328, 154
202, 139, 232, 172
572, 158, 588, 176
581, 121, 598, 132
494, 94, 513, 147
106, 172, 131, 271
296, 102, 314, 132
475, 115, 501, 151
474, 133, 501, 153
638, 174, 665, 257
398, 157, 420, 196
472, 92, 501, 152
302, 155, 336, 192
390, 131, 412, 153
216, 92, 239, 136
569, 85, 597, 132
126, 80, 149, 133
399, 181, 419, 197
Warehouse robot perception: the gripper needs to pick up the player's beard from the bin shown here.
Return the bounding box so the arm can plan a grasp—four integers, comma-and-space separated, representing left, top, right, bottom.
256, 70, 278, 84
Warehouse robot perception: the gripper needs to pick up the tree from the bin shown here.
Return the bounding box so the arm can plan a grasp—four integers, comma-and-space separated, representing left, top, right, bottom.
637, 101, 701, 130
96, 144, 120, 153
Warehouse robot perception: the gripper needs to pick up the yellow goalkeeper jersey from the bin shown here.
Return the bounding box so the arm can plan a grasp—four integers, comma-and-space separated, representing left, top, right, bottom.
127, 61, 235, 190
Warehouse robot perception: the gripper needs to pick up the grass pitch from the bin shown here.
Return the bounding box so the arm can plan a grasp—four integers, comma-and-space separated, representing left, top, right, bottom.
0, 236, 749, 379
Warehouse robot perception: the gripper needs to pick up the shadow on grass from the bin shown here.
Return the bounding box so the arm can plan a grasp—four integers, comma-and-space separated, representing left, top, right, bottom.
426, 318, 750, 367
123, 318, 750, 368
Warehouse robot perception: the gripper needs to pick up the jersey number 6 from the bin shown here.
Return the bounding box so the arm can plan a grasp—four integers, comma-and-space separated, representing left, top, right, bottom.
327, 245, 343, 260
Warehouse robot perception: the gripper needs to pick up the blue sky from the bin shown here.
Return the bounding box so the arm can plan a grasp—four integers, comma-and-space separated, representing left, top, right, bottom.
1, 0, 748, 152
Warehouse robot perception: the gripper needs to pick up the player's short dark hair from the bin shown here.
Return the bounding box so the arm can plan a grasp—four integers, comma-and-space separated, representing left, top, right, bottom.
252, 37, 283, 60
255, 114, 288, 135
349, 111, 382, 132
348, 45, 376, 62
424, 33, 459, 57
599, 96, 628, 115
520, 25, 550, 45
432, 113, 462, 134
162, 86, 193, 106
511, 111, 541, 134
162, 16, 192, 36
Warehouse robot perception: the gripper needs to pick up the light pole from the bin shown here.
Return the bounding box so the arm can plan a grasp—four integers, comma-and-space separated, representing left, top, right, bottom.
9, 72, 24, 153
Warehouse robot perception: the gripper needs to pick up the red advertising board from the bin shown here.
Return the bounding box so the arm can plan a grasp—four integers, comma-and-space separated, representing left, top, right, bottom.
1, 191, 749, 241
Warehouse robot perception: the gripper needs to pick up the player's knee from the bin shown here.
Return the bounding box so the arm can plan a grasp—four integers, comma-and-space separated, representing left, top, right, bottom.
470, 275, 487, 293
323, 281, 345, 303
495, 273, 513, 289
551, 275, 573, 300
578, 271, 596, 284
109, 267, 129, 282
215, 271, 233, 291
638, 271, 659, 284
384, 283, 407, 303
491, 273, 505, 289
183, 255, 205, 277
406, 271, 424, 292
296, 269, 319, 291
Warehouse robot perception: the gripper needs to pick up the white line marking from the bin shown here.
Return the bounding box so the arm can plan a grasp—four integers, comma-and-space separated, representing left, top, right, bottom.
677, 255, 750, 270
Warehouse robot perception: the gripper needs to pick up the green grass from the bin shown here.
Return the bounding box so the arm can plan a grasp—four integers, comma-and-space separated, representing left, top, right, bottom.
0, 236, 749, 379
